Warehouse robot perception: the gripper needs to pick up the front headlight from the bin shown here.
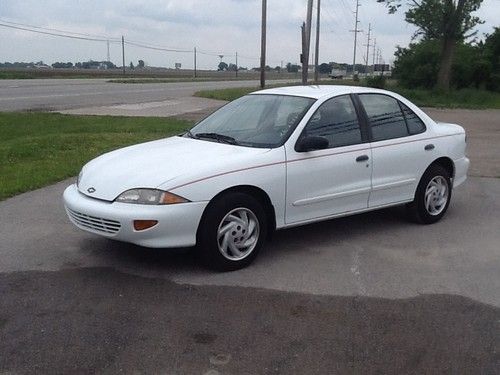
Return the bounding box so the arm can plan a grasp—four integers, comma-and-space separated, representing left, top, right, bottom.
115, 189, 190, 205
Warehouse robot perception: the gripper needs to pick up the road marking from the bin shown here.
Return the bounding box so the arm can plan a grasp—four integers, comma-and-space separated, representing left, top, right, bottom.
0, 86, 203, 101
350, 244, 367, 295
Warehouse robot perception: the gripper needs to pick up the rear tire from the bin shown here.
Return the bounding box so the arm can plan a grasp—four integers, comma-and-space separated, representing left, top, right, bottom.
407, 164, 452, 224
197, 192, 267, 271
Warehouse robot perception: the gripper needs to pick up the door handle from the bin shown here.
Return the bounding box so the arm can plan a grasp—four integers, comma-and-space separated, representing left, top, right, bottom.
425, 144, 435, 151
356, 155, 369, 162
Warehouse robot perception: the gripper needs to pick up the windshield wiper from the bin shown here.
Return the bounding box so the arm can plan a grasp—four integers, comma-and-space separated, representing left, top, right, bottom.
184, 129, 196, 138
193, 132, 239, 145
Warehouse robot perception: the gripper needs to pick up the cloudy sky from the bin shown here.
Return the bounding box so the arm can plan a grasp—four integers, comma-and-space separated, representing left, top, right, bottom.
0, 0, 498, 70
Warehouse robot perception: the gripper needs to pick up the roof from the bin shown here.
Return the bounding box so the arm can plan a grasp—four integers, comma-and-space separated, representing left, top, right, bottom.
251, 85, 388, 100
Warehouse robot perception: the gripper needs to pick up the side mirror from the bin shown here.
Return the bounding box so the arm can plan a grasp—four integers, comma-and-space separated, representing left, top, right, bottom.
295, 136, 329, 152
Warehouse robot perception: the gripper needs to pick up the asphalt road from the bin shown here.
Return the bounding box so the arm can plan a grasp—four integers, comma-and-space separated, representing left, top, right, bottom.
1, 176, 499, 373
0, 81, 499, 373
0, 78, 292, 112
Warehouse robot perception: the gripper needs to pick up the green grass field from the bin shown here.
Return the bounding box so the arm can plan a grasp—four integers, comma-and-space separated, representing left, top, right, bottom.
0, 112, 192, 200
194, 83, 500, 109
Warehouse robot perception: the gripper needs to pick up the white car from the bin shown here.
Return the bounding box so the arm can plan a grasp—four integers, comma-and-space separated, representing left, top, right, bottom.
64, 86, 469, 270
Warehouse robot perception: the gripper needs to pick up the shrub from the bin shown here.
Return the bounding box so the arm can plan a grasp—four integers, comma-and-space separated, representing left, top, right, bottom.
364, 75, 386, 88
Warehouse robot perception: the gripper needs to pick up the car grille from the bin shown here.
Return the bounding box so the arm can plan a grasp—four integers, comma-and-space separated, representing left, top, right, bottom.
67, 208, 121, 234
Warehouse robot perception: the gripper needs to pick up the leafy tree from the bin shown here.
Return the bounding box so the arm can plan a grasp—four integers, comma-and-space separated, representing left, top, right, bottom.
227, 63, 238, 71
218, 62, 228, 71
129, 62, 134, 70
318, 63, 332, 74
393, 36, 498, 90
52, 62, 73, 69
138, 60, 145, 68
482, 27, 500, 91
286, 62, 300, 73
378, 0, 484, 90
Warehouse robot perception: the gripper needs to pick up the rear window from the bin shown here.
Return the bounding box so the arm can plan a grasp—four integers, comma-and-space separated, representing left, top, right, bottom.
359, 94, 408, 141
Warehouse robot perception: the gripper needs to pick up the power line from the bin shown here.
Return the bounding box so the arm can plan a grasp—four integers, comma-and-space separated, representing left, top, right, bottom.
0, 22, 113, 42
0, 18, 119, 40
0, 18, 297, 69
124, 40, 191, 53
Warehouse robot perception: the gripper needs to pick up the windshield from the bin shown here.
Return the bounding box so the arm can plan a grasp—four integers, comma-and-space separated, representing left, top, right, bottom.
188, 94, 316, 148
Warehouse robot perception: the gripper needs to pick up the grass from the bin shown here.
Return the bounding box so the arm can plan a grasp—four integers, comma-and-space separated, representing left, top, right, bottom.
0, 112, 192, 200
107, 77, 255, 84
194, 82, 500, 109
391, 87, 500, 109
194, 87, 263, 101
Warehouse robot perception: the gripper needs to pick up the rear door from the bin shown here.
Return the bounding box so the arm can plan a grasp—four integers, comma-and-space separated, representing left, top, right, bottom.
356, 93, 434, 207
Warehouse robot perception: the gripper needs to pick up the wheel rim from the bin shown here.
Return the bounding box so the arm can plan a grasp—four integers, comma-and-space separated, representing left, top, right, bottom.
217, 207, 260, 261
424, 176, 449, 216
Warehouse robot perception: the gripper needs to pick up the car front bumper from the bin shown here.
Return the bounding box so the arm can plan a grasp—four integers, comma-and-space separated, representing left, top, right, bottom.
63, 184, 208, 248
453, 156, 470, 188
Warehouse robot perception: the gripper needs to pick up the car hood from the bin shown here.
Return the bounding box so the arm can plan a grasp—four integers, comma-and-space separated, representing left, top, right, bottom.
77, 136, 270, 201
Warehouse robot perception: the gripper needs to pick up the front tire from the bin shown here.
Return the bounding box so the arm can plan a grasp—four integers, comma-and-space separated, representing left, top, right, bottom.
197, 192, 267, 271
407, 164, 452, 224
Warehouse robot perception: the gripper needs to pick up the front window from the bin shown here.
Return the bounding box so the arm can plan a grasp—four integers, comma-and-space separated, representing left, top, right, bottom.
302, 95, 363, 148
188, 94, 316, 148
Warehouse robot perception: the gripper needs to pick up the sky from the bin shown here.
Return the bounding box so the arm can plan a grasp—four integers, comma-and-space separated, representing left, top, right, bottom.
0, 0, 498, 70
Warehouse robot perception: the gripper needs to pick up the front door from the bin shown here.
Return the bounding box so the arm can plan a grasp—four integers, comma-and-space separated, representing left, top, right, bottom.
285, 95, 373, 224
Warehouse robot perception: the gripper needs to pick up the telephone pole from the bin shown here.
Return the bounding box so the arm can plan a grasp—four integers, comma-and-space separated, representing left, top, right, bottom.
106, 40, 110, 62
314, 0, 321, 83
302, 0, 313, 85
350, 0, 361, 78
260, 0, 267, 88
372, 37, 376, 71
235, 52, 238, 78
193, 47, 197, 78
363, 23, 371, 75
121, 36, 125, 75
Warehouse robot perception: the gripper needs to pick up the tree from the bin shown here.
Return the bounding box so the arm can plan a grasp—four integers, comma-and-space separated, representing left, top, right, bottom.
227, 63, 238, 71
318, 63, 332, 74
482, 27, 500, 91
392, 36, 498, 91
218, 61, 228, 71
378, 0, 484, 90
129, 62, 134, 70
138, 60, 145, 68
286, 62, 300, 73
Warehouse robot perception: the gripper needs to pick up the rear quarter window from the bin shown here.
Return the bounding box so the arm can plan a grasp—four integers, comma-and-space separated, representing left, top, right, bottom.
399, 102, 426, 135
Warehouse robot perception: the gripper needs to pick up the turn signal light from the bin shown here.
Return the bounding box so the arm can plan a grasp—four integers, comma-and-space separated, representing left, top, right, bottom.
133, 220, 158, 231
160, 192, 190, 205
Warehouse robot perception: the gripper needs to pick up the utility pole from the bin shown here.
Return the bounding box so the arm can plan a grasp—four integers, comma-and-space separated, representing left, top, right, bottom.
260, 0, 267, 88
302, 0, 314, 85
363, 23, 371, 75
106, 40, 110, 62
314, 0, 321, 83
235, 52, 238, 78
372, 37, 376, 73
193, 47, 197, 78
121, 36, 125, 75
350, 0, 361, 79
